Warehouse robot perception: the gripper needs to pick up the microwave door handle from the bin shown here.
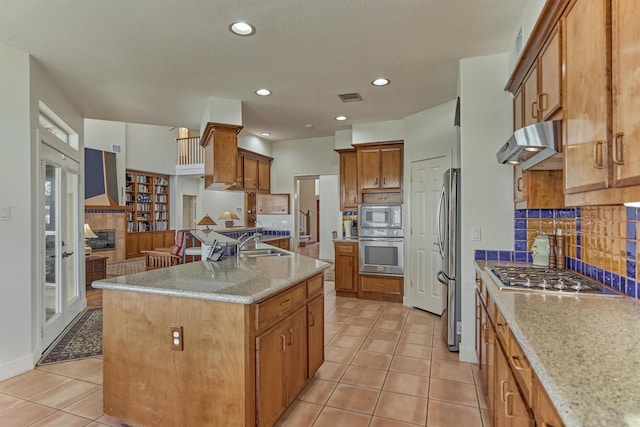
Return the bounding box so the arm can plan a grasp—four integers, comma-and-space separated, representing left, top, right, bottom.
436, 184, 446, 259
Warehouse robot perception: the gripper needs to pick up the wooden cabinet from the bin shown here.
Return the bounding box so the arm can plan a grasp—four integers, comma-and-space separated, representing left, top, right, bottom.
236, 148, 273, 193
334, 241, 358, 297
359, 274, 403, 303
245, 192, 257, 227
533, 376, 565, 427
522, 67, 539, 127
85, 255, 107, 288
337, 149, 358, 210
268, 237, 290, 250
257, 193, 290, 214
563, 0, 609, 195
201, 122, 242, 190
610, 0, 640, 188
513, 89, 524, 131
357, 143, 403, 194
307, 295, 324, 378
494, 343, 534, 427
513, 166, 564, 209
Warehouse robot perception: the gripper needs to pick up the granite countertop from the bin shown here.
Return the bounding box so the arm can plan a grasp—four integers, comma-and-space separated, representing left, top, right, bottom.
93, 243, 329, 304
475, 260, 640, 427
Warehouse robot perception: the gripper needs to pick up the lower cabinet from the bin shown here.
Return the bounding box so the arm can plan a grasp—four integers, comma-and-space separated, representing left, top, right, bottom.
256, 306, 307, 427
85, 255, 107, 288
475, 272, 563, 427
359, 274, 403, 303
334, 241, 358, 297
307, 295, 324, 375
126, 230, 175, 258
269, 237, 291, 250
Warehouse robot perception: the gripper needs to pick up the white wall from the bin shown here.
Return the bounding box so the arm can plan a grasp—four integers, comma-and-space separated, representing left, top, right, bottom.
334, 129, 353, 150
319, 175, 339, 260
198, 189, 246, 231
84, 119, 127, 204
238, 133, 272, 157
125, 123, 177, 175
458, 53, 514, 362
352, 120, 404, 144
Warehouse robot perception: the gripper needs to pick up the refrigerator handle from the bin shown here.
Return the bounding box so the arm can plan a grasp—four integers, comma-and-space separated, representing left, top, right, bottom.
437, 270, 449, 286
436, 184, 446, 259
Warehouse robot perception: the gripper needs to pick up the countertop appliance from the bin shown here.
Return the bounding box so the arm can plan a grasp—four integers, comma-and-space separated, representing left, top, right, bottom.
487, 265, 623, 297
496, 120, 562, 170
359, 204, 402, 234
437, 168, 461, 351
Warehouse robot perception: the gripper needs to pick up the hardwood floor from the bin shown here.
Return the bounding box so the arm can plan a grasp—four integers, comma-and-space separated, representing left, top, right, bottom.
86, 289, 102, 308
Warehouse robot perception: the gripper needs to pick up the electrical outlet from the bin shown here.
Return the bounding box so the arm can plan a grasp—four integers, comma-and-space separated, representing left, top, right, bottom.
170, 326, 183, 351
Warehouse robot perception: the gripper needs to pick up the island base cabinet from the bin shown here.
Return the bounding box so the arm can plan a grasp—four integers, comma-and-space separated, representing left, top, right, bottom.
495, 346, 534, 427
307, 294, 324, 375
256, 306, 307, 427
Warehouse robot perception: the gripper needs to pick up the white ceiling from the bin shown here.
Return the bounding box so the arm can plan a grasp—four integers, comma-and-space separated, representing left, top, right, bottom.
0, 0, 526, 141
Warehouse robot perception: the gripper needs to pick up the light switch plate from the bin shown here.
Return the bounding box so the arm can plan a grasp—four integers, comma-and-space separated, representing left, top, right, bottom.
471, 227, 481, 241
0, 206, 10, 221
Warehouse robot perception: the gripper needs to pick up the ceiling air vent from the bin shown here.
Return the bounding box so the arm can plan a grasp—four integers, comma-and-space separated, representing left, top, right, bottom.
338, 92, 363, 103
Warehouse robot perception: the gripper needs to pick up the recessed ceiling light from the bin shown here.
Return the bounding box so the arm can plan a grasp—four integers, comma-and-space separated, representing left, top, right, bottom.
372, 78, 390, 86
304, 124, 313, 128
229, 22, 255, 36
260, 132, 271, 137
335, 116, 347, 121
255, 88, 271, 96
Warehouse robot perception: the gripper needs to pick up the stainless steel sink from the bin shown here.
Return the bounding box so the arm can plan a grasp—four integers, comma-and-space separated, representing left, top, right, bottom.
239, 248, 291, 258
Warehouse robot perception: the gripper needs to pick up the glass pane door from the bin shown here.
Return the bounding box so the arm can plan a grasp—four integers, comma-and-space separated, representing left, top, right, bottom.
41, 140, 83, 350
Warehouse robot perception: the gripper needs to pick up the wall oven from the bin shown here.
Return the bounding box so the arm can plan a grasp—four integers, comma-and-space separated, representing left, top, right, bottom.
358, 237, 404, 275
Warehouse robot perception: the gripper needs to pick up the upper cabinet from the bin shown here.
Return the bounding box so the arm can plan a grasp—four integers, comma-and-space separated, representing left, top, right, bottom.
337, 149, 358, 210
257, 193, 290, 214
200, 122, 242, 190
610, 0, 640, 188
234, 148, 273, 193
563, 0, 609, 195
356, 142, 403, 203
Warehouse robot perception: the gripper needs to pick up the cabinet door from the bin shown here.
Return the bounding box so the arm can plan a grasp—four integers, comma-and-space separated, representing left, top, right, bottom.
513, 165, 525, 205
380, 147, 402, 189
340, 151, 358, 209
538, 27, 562, 120
334, 250, 356, 292
534, 377, 565, 427
138, 232, 153, 253
243, 156, 258, 190
285, 307, 307, 403
257, 194, 290, 214
258, 159, 271, 192
523, 66, 539, 126
563, 0, 609, 193
256, 324, 286, 427
495, 347, 533, 427
611, 0, 640, 187
307, 295, 324, 377
235, 153, 244, 188
358, 148, 382, 190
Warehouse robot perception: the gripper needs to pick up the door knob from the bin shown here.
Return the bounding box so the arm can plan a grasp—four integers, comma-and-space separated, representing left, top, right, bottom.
62, 251, 74, 258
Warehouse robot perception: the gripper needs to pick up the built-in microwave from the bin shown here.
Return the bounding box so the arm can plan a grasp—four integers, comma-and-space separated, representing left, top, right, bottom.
359, 204, 402, 235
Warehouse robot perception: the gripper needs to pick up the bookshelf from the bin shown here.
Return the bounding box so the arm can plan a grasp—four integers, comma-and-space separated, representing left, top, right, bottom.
125, 170, 173, 258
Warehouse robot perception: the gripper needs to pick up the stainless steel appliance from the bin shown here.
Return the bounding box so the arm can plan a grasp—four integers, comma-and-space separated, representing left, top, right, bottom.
358, 204, 403, 275
358, 237, 404, 275
359, 204, 402, 232
437, 168, 461, 351
496, 120, 562, 170
487, 266, 623, 297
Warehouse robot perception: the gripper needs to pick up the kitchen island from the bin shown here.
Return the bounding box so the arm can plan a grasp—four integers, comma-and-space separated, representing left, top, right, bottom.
475, 261, 640, 427
93, 244, 328, 427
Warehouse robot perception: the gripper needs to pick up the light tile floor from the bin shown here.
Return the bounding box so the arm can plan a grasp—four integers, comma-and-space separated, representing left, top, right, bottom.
0, 281, 489, 427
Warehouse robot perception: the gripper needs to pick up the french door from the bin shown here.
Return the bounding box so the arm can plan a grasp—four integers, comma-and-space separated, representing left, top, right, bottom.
40, 135, 84, 350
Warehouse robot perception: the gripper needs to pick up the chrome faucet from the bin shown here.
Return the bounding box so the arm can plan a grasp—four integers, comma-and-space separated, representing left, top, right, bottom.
237, 232, 263, 252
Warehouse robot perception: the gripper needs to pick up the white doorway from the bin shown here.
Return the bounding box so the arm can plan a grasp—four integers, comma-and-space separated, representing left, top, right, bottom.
410, 155, 449, 314
182, 195, 197, 229
40, 134, 84, 350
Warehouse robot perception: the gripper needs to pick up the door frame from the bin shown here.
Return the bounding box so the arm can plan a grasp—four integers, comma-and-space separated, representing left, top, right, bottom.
38, 127, 85, 353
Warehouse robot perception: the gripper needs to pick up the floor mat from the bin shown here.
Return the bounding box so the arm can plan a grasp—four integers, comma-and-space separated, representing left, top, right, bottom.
38, 308, 102, 365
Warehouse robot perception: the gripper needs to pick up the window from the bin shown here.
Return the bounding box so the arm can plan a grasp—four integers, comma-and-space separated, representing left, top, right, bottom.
39, 101, 78, 149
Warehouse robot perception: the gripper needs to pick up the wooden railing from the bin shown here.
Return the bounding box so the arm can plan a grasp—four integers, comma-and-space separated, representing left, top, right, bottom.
177, 137, 204, 165
298, 209, 310, 236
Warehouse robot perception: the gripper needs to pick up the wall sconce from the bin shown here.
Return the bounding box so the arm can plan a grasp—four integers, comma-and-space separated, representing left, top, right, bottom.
197, 214, 217, 230
84, 223, 98, 256
218, 211, 240, 228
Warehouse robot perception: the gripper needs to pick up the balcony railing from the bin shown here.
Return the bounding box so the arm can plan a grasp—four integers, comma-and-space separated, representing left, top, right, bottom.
177, 137, 204, 165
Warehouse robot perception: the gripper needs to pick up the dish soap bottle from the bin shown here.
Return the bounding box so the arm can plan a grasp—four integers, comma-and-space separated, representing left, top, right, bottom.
531, 233, 550, 266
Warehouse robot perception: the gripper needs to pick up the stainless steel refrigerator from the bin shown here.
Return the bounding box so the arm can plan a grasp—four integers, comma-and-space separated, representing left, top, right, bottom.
436, 168, 461, 351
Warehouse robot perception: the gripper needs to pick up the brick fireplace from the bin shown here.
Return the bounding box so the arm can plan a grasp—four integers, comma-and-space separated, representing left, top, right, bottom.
85, 207, 129, 262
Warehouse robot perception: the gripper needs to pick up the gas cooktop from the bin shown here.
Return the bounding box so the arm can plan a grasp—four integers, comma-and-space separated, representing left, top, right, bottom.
488, 265, 622, 297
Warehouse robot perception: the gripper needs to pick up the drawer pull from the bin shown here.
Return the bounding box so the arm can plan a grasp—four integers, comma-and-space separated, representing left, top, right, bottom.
280, 334, 286, 353
280, 299, 291, 307
511, 355, 528, 371
287, 328, 293, 345
500, 379, 508, 402
310, 312, 315, 327
504, 392, 516, 417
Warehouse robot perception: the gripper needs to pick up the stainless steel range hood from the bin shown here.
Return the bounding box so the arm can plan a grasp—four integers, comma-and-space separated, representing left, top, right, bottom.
496, 120, 562, 170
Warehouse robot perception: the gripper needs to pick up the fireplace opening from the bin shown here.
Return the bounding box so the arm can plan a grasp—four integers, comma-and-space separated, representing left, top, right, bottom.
88, 229, 116, 251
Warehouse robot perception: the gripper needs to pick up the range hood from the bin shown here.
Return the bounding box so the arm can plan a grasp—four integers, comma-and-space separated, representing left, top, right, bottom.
496, 120, 562, 170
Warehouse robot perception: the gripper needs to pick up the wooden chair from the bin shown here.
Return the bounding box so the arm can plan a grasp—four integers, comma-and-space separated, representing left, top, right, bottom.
143, 250, 181, 270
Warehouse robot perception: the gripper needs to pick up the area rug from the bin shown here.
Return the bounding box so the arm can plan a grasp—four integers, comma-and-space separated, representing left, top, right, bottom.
38, 308, 102, 365
106, 258, 145, 277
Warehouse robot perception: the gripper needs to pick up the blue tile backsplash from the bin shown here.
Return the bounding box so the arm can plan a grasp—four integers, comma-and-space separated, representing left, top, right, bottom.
474, 206, 640, 299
